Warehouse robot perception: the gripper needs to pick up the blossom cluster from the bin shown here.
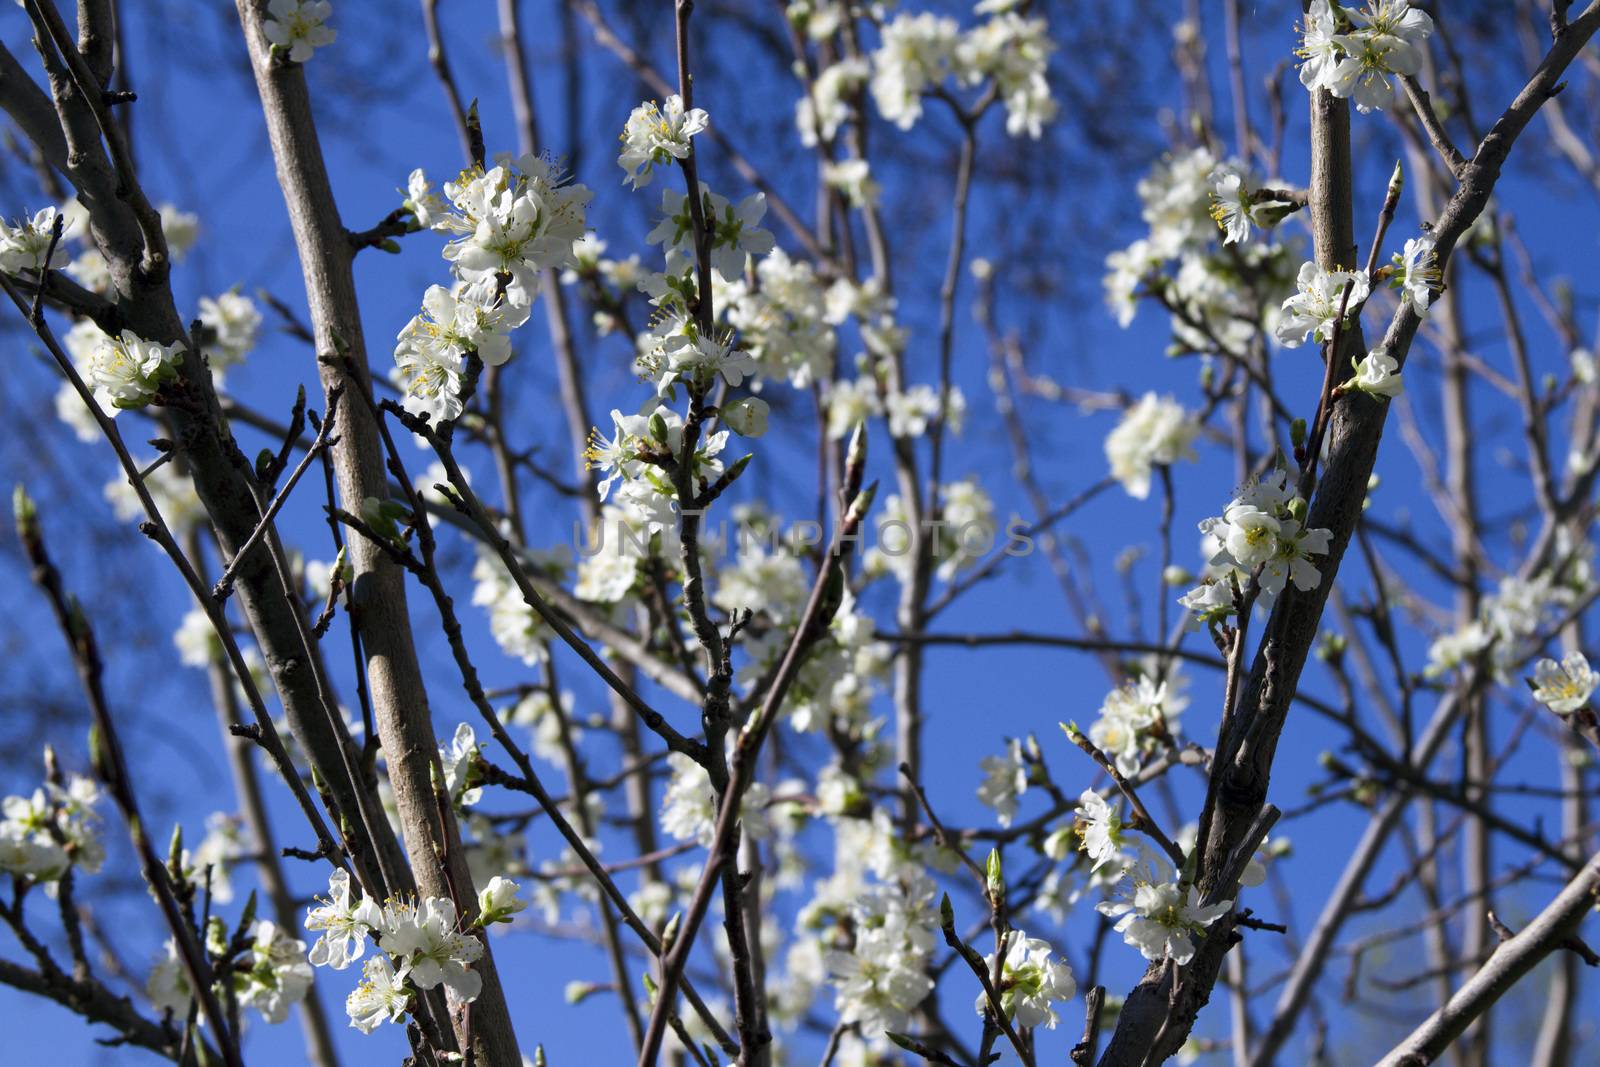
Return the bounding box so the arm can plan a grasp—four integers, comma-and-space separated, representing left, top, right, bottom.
717, 508, 892, 735
1426, 540, 1592, 680
815, 827, 942, 1035
1298, 0, 1435, 113
584, 405, 733, 533
660, 752, 773, 847
975, 723, 1243, 977
1089, 672, 1187, 778
1104, 393, 1201, 499
470, 542, 567, 666
0, 770, 103, 884
148, 920, 314, 1026
396, 156, 591, 423
1096, 852, 1232, 965
1181, 468, 1333, 624
870, 7, 1057, 139
30, 201, 257, 439
975, 934, 1077, 1029
1104, 145, 1299, 353
303, 867, 524, 1031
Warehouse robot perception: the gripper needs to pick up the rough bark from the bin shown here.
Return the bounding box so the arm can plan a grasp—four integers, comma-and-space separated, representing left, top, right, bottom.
231, 4, 522, 1062
1097, 7, 1600, 1061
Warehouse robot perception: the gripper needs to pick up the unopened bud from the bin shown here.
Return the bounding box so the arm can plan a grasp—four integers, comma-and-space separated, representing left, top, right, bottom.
565, 980, 600, 1005
846, 421, 868, 472
661, 911, 683, 952
13, 484, 37, 539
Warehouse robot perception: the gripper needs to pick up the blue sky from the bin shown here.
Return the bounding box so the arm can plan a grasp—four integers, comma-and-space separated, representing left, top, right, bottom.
1, 1, 1597, 1063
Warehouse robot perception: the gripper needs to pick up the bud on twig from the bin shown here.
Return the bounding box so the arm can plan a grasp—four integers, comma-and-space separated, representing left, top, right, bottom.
13, 483, 37, 541
661, 910, 683, 953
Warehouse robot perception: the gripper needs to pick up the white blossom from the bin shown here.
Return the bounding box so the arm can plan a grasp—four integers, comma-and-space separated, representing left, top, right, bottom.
394, 331, 466, 424
377, 896, 484, 1002
1089, 676, 1182, 777
823, 880, 937, 1034
1297, 0, 1345, 93
1275, 261, 1370, 348
1191, 470, 1332, 612
1348, 345, 1403, 398
822, 158, 881, 208
618, 95, 709, 190
404, 168, 448, 230
439, 722, 483, 807
1530, 652, 1598, 714
174, 608, 220, 669
197, 291, 262, 374
1097, 857, 1231, 965
1424, 621, 1492, 678
262, 0, 336, 63
86, 330, 182, 412
721, 396, 769, 438
977, 739, 1028, 826
0, 774, 101, 883
159, 204, 200, 260
660, 752, 771, 847
974, 933, 1076, 1029
871, 13, 959, 130
647, 186, 774, 279
477, 876, 527, 925
397, 281, 528, 379
1208, 166, 1254, 244
1073, 789, 1127, 872
306, 867, 383, 970
724, 248, 836, 386
1104, 239, 1157, 327
825, 376, 883, 440
1392, 235, 1440, 315
1299, 1, 1433, 112
0, 207, 67, 274
955, 12, 1057, 139
146, 940, 192, 1016
345, 955, 411, 1033
798, 60, 869, 146
1105, 393, 1200, 499
440, 156, 592, 307
233, 921, 313, 1024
